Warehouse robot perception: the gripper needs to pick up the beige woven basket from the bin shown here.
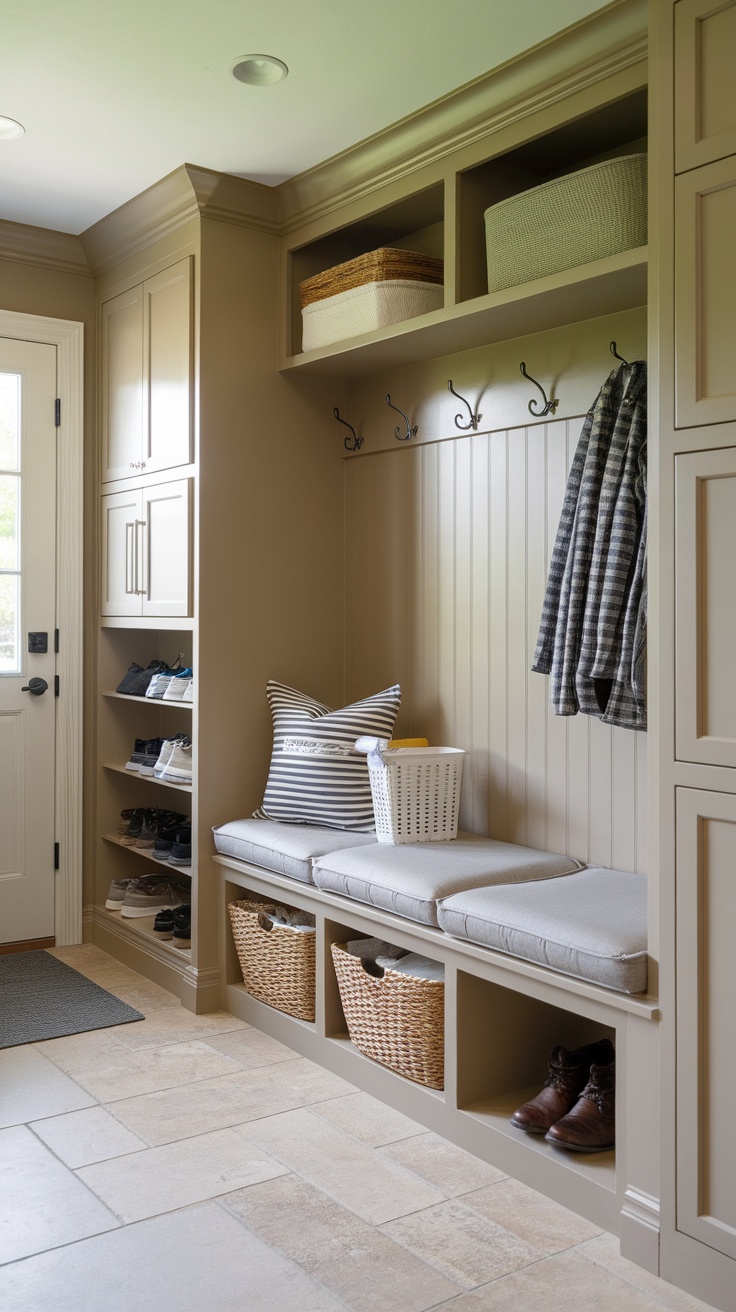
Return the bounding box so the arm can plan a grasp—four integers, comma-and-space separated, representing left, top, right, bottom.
331, 942, 445, 1089
228, 898, 316, 1022
301, 280, 444, 352
484, 152, 647, 293
300, 247, 443, 309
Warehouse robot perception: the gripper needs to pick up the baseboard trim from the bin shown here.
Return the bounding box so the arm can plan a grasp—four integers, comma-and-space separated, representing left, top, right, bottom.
620, 1188, 661, 1274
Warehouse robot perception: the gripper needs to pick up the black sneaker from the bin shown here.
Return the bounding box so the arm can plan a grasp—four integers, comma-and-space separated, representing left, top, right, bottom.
116, 660, 171, 697
172, 904, 191, 950
125, 739, 147, 772
168, 829, 192, 865
137, 738, 166, 777
152, 907, 175, 939
119, 808, 146, 845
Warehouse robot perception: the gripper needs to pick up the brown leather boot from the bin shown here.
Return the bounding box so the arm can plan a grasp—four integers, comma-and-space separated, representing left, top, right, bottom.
544, 1059, 615, 1152
510, 1039, 615, 1135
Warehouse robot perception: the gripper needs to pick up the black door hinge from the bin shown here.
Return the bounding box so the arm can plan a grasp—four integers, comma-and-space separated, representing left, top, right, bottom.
54, 674, 60, 697
55, 399, 61, 427
54, 842, 59, 870
54, 629, 59, 654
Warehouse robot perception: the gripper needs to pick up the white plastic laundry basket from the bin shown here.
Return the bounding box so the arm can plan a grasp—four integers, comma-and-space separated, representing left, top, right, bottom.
366, 746, 465, 844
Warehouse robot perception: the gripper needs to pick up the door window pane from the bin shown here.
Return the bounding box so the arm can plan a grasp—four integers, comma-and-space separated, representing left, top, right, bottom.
0, 574, 19, 672
0, 475, 19, 571
0, 373, 20, 471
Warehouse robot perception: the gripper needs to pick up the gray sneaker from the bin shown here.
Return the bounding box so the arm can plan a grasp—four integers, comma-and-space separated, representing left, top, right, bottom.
121, 876, 190, 919
105, 878, 131, 910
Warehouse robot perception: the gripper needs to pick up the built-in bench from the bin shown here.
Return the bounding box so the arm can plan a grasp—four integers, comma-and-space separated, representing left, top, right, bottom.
214, 818, 648, 995
213, 817, 658, 1243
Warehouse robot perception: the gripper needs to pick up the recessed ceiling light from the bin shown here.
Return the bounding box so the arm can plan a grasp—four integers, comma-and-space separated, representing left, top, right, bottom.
228, 54, 288, 86
0, 116, 25, 140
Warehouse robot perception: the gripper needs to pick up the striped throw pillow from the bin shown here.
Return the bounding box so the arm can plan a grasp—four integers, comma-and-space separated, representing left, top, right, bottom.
254, 681, 401, 831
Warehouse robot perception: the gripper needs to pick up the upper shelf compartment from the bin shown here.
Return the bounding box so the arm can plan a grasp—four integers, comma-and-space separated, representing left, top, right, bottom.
280, 88, 648, 379
286, 183, 445, 361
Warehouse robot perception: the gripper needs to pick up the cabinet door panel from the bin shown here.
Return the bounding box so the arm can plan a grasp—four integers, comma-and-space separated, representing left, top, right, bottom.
100, 489, 142, 617
675, 447, 736, 766
141, 479, 191, 618
676, 788, 736, 1258
675, 0, 736, 172
675, 159, 736, 427
101, 288, 145, 483
143, 259, 193, 475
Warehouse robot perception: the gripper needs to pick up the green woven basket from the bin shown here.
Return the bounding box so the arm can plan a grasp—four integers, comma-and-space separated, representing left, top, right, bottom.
484, 152, 647, 293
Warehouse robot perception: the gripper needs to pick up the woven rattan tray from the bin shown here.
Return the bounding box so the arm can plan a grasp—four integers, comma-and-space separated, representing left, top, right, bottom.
300, 247, 443, 308
331, 941, 444, 1089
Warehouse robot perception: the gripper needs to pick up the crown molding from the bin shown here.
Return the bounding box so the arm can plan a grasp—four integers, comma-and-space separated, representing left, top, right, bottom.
0, 219, 91, 277
80, 164, 279, 276
276, 0, 648, 232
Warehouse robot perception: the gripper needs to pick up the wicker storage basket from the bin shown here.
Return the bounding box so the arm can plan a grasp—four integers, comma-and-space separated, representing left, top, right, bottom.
300, 248, 443, 309
331, 942, 444, 1088
367, 746, 465, 844
484, 152, 647, 293
228, 898, 315, 1022
301, 280, 444, 352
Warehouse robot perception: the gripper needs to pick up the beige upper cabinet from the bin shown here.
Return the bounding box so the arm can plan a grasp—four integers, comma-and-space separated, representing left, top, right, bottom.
101, 257, 193, 483
675, 445, 736, 766
675, 0, 736, 172
100, 477, 192, 618
674, 157, 736, 427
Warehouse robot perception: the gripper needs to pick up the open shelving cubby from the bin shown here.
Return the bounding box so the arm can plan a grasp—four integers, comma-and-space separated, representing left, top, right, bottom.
91, 624, 195, 990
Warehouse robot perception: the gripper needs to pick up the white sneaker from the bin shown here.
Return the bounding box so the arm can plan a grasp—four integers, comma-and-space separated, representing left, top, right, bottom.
153, 734, 191, 778
162, 670, 193, 701
181, 679, 193, 702
145, 673, 174, 699
160, 741, 193, 784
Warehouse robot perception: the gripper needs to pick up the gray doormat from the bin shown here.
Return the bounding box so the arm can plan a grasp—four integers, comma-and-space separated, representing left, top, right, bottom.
0, 950, 143, 1048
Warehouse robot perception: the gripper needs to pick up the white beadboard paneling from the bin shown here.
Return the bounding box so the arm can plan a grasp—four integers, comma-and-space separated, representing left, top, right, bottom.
344, 417, 647, 870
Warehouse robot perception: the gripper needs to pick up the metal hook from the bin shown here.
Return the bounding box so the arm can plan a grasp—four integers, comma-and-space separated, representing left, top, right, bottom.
519, 362, 558, 417
385, 393, 417, 441
447, 380, 481, 432
333, 407, 363, 452
610, 340, 630, 366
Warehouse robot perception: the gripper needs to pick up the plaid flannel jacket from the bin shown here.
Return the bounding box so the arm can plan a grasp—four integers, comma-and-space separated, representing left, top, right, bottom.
532, 361, 647, 731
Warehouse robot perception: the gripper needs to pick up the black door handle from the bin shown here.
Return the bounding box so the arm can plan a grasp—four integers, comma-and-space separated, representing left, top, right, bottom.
21, 677, 48, 696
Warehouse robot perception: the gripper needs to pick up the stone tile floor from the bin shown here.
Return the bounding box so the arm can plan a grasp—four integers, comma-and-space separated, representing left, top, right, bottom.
0, 945, 718, 1312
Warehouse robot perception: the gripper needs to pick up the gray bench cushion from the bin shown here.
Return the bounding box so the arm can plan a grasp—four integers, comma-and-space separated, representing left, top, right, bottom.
437, 866, 648, 994
212, 818, 376, 884
312, 834, 583, 926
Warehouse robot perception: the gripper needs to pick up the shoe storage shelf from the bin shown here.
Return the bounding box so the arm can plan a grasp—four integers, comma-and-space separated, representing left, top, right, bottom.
279, 87, 647, 377
217, 854, 657, 1238
90, 625, 196, 996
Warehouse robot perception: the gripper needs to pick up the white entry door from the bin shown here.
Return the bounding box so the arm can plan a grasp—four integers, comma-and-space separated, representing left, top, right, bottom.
0, 338, 57, 945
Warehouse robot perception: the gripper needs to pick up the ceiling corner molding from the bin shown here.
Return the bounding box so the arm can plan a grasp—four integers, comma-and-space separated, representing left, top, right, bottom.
80, 166, 201, 275
80, 163, 281, 274
0, 219, 91, 277
184, 165, 280, 234
276, 0, 648, 231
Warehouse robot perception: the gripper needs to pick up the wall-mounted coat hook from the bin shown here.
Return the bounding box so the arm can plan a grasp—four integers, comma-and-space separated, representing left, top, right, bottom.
333, 407, 363, 452
610, 340, 630, 366
385, 393, 417, 441
519, 362, 559, 417
447, 380, 481, 431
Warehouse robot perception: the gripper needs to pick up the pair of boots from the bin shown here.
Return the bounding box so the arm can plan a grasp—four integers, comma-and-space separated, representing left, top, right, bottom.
511, 1038, 615, 1152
